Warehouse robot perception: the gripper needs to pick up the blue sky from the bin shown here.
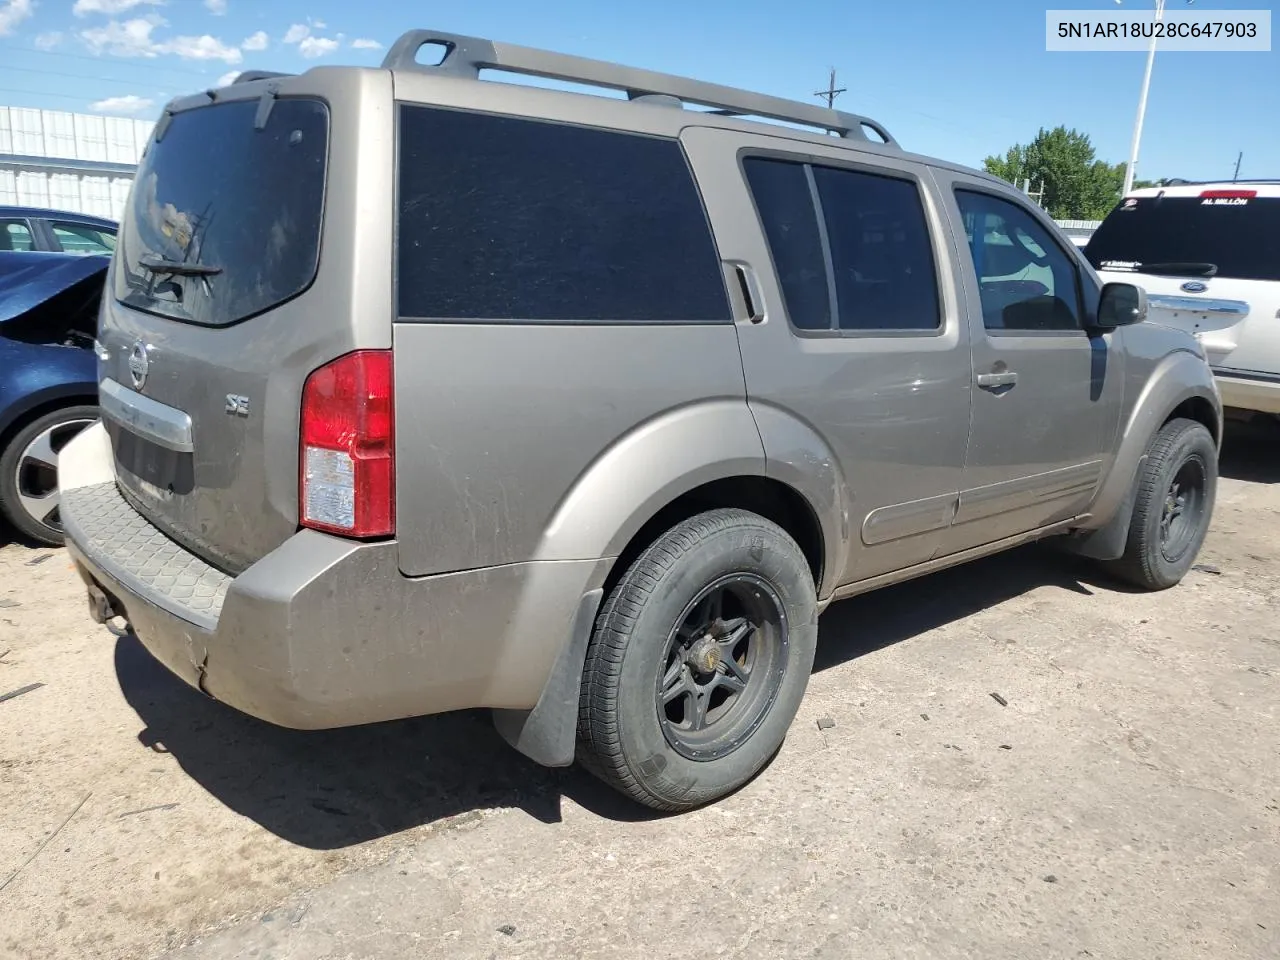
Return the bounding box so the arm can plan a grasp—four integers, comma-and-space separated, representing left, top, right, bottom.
0, 0, 1275, 180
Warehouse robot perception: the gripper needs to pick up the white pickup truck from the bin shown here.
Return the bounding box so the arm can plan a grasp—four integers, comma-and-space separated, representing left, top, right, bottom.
1086, 181, 1280, 415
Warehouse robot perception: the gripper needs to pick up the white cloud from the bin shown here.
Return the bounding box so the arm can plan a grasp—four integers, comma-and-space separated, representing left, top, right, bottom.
0, 0, 34, 38
90, 94, 155, 115
73, 0, 163, 16
298, 35, 338, 59
204, 0, 227, 13
79, 15, 242, 63
164, 33, 241, 63
313, 20, 326, 29
282, 23, 308, 44
79, 15, 165, 57
351, 38, 381, 50
35, 30, 65, 50
240, 29, 267, 51
215, 70, 240, 87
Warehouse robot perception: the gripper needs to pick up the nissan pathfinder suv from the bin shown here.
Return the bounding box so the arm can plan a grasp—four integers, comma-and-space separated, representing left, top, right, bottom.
59, 30, 1222, 811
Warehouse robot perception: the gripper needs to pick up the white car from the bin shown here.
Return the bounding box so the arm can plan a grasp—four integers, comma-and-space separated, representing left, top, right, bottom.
1085, 180, 1280, 415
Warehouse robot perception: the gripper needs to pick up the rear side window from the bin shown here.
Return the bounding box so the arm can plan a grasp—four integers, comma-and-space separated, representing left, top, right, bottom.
397, 106, 729, 323
113, 98, 328, 327
744, 157, 940, 333
51, 221, 115, 256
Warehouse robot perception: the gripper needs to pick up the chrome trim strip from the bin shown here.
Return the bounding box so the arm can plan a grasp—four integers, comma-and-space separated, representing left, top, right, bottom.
1147, 295, 1250, 317
98, 378, 194, 453
1213, 367, 1280, 385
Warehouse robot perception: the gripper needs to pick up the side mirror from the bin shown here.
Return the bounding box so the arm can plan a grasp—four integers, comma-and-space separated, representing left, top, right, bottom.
1095, 282, 1148, 330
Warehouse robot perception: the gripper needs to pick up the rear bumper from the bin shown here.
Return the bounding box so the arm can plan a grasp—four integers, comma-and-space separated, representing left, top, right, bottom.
1214, 371, 1280, 416
60, 422, 606, 730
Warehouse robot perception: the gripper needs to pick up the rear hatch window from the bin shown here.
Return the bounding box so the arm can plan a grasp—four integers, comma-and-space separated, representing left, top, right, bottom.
1084, 194, 1280, 282
113, 97, 329, 326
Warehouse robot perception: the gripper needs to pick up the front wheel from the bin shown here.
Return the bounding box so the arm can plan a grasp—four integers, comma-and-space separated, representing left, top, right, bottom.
1107, 417, 1217, 591
577, 509, 818, 811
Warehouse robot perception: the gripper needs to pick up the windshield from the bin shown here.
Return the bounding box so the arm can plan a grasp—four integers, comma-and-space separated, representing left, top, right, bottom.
1084, 195, 1280, 283
113, 97, 329, 327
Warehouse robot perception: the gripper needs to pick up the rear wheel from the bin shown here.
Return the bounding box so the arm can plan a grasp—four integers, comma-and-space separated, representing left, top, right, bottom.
577, 508, 818, 811
1106, 417, 1217, 591
0, 405, 98, 546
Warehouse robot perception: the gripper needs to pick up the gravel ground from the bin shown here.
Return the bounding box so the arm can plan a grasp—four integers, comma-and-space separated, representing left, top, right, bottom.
1, 420, 1277, 960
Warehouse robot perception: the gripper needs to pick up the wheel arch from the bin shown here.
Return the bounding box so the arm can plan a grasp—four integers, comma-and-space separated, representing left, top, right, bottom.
1067, 350, 1221, 561
0, 386, 99, 460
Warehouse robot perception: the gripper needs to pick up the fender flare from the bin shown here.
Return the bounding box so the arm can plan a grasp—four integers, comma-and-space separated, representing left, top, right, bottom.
1068, 349, 1221, 560
497, 399, 843, 766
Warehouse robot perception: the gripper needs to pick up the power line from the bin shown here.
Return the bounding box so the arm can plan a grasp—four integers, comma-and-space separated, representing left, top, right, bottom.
0, 43, 224, 79
0, 85, 118, 105
0, 63, 174, 89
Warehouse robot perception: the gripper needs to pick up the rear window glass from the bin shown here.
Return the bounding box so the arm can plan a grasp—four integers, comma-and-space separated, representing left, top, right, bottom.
1085, 195, 1280, 282
113, 98, 328, 327
396, 106, 730, 323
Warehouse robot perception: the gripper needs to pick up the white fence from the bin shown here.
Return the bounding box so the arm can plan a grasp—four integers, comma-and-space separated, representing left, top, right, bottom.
0, 105, 153, 220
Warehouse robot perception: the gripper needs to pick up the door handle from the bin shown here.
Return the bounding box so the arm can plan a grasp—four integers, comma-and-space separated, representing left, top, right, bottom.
976, 371, 1019, 389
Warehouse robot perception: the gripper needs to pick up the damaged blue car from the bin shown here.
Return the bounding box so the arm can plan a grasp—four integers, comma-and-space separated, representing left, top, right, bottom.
0, 250, 103, 544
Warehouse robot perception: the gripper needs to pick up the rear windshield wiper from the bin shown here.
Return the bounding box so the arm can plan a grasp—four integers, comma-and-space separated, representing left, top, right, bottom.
1138, 262, 1218, 278
139, 254, 223, 277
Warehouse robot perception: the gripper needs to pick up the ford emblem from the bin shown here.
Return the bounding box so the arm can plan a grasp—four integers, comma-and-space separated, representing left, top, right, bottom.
128, 340, 150, 390
1180, 281, 1208, 294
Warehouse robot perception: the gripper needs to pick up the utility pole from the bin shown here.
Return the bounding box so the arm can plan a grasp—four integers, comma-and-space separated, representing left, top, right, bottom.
1233, 151, 1243, 182
1119, 0, 1196, 196
814, 67, 846, 110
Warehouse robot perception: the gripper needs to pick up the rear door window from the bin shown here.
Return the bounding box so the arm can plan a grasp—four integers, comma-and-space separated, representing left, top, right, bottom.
743, 156, 940, 333
742, 158, 831, 331
113, 97, 329, 327
1084, 194, 1280, 282
813, 166, 941, 331
51, 221, 116, 256
396, 106, 729, 323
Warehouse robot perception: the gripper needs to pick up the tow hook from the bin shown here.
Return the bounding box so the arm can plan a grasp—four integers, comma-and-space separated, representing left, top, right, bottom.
86, 582, 118, 624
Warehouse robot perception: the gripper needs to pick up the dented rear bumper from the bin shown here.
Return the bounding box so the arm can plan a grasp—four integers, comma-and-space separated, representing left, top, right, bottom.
60, 421, 604, 730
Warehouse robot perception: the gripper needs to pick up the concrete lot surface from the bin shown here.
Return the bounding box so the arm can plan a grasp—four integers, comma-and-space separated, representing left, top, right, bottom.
1, 422, 1277, 960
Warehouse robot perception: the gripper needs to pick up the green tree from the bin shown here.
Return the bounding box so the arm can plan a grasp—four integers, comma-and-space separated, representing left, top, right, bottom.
983, 126, 1126, 220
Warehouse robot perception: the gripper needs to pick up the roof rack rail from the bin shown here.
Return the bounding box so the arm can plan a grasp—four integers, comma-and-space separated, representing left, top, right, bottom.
380, 29, 897, 146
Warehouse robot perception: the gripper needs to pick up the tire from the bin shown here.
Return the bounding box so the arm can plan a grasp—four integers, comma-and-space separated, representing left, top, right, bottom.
1106, 417, 1217, 591
0, 405, 98, 546
577, 508, 818, 811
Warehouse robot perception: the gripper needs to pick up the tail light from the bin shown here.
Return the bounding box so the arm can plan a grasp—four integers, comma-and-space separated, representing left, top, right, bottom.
299, 350, 394, 537
1200, 189, 1256, 199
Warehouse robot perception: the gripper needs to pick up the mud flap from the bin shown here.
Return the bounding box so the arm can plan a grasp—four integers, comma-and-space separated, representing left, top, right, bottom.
1060, 455, 1145, 561
491, 588, 603, 768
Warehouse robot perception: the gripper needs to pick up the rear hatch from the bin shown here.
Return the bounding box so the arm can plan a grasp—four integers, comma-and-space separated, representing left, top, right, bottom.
1084, 187, 1280, 375
97, 70, 394, 574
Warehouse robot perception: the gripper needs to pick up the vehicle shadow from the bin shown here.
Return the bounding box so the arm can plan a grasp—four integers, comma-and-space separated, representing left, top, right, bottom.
813, 543, 1115, 672
115, 542, 1119, 843
114, 633, 567, 847
1219, 416, 1280, 484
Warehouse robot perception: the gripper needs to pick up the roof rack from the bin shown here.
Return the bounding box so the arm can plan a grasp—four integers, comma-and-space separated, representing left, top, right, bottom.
380, 29, 897, 147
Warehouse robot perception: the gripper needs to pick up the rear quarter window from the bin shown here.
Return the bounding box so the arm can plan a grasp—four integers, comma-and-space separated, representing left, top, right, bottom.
396, 106, 730, 323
